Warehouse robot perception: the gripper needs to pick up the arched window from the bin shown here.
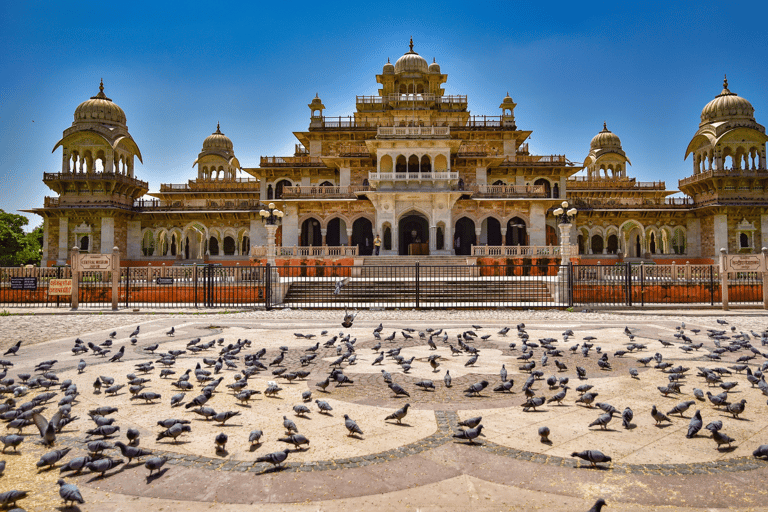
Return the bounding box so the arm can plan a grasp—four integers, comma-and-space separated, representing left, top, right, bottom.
740, 233, 750, 248
275, 180, 290, 199
606, 235, 619, 254
80, 235, 90, 252
241, 236, 250, 255
420, 155, 431, 173
209, 237, 219, 256
223, 236, 236, 255
591, 235, 604, 254
407, 155, 419, 173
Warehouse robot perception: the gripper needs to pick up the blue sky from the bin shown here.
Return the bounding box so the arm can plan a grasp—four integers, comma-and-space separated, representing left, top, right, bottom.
1, 1, 767, 228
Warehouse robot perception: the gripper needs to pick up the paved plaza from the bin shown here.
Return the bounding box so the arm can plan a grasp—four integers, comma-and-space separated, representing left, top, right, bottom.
1, 307, 768, 511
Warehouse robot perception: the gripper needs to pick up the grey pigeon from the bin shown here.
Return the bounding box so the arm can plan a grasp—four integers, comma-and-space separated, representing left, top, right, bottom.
0, 435, 23, 453
589, 412, 614, 430
713, 430, 735, 450
522, 396, 546, 411
538, 426, 550, 442
687, 410, 703, 438
667, 401, 695, 417
87, 457, 123, 477
36, 447, 72, 469
385, 403, 410, 424
32, 410, 63, 446
114, 441, 152, 462
127, 428, 140, 445
59, 455, 92, 474
571, 449, 612, 467
726, 399, 747, 418
213, 411, 241, 425
249, 430, 263, 446
344, 414, 363, 436
464, 380, 489, 396
278, 434, 310, 449
458, 416, 482, 428
0, 490, 28, 508
622, 407, 633, 429
145, 455, 168, 476
388, 382, 410, 397
283, 416, 298, 434
753, 445, 768, 458
315, 400, 333, 414
575, 392, 598, 407
444, 370, 452, 387
651, 405, 672, 425
156, 423, 191, 443
415, 380, 435, 391
57, 478, 85, 506
255, 449, 290, 468
215, 432, 228, 451
453, 424, 484, 444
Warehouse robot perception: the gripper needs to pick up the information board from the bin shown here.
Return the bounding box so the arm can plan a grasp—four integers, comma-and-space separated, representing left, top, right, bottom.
10, 277, 38, 290
49, 279, 73, 295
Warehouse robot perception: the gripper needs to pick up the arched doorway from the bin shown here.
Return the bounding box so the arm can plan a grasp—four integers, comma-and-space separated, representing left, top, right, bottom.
506, 217, 527, 246
326, 218, 343, 246
223, 236, 236, 255
352, 218, 374, 255
484, 217, 502, 246
398, 213, 429, 255
301, 218, 322, 246
275, 179, 290, 199
534, 178, 551, 197
454, 217, 476, 255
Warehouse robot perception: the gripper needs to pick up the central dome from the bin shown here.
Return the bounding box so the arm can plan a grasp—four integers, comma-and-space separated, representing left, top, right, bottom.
73, 80, 127, 126
590, 123, 622, 149
394, 38, 428, 74
203, 123, 233, 152
701, 76, 755, 124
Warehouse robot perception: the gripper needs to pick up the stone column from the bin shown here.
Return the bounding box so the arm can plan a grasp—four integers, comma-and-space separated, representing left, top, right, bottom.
58, 217, 68, 262
321, 229, 327, 246
126, 221, 141, 259
100, 217, 115, 254
346, 230, 353, 247
474, 228, 482, 254
266, 224, 278, 266
760, 214, 768, 250
429, 226, 436, 253
42, 220, 49, 266
559, 223, 571, 264
529, 204, 546, 246
713, 214, 728, 254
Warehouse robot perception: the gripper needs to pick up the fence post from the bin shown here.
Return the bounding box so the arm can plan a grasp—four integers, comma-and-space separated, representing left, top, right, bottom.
762, 247, 768, 310
111, 246, 119, 311
207, 264, 214, 308
709, 264, 715, 306
640, 262, 645, 307
625, 262, 632, 307
415, 262, 420, 309
567, 262, 574, 308
70, 246, 79, 310
193, 264, 198, 308
719, 248, 729, 310
124, 266, 130, 309
265, 263, 272, 310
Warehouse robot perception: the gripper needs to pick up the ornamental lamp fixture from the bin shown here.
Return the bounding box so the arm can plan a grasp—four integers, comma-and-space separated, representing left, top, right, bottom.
553, 201, 577, 224
260, 203, 283, 225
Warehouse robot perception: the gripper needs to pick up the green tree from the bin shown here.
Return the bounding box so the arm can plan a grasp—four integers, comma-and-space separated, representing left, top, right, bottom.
0, 210, 42, 266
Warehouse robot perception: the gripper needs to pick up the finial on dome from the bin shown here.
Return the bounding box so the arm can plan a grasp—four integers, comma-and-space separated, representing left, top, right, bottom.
433, 57, 436, 63
99, 79, 104, 94
603, 121, 607, 131
315, 92, 319, 98
387, 57, 390, 63
507, 91, 510, 96
723, 74, 728, 90
216, 122, 221, 133
409, 36, 414, 52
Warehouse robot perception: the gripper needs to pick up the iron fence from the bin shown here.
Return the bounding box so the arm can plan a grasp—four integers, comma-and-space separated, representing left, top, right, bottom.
0, 262, 764, 309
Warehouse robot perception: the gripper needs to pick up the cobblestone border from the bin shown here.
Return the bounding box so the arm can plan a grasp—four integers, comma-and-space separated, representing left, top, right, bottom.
60, 410, 767, 476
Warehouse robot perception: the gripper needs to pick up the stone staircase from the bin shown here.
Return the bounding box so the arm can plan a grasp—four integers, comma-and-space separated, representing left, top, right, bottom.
362, 255, 470, 266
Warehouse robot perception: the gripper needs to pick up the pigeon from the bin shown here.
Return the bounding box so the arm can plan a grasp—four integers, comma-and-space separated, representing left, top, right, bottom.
464, 380, 489, 396
712, 430, 735, 450
705, 420, 723, 433
283, 416, 298, 434
249, 430, 263, 446
667, 401, 695, 417
0, 490, 28, 508
687, 410, 703, 438
32, 410, 63, 445
522, 396, 546, 411
127, 428, 140, 445
388, 382, 410, 397
753, 445, 768, 459
344, 414, 363, 436
3, 341, 21, 356
36, 447, 72, 469
538, 426, 550, 442
255, 449, 290, 468
213, 410, 241, 425
278, 434, 310, 449
651, 405, 672, 425
114, 442, 152, 463
59, 455, 92, 474
156, 423, 191, 443
109, 346, 125, 363
87, 457, 124, 477
0, 435, 24, 453
571, 449, 612, 467
589, 412, 614, 430
385, 403, 410, 424
444, 370, 452, 388
342, 310, 358, 328
166, 326, 175, 336
576, 392, 598, 407
622, 407, 633, 429
453, 424, 484, 444
315, 400, 333, 414
725, 399, 747, 418
215, 432, 228, 451
145, 455, 168, 476
334, 277, 349, 295
587, 498, 607, 512
414, 380, 435, 391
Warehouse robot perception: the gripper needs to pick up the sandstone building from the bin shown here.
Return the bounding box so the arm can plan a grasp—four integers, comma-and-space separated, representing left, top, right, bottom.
29, 41, 768, 266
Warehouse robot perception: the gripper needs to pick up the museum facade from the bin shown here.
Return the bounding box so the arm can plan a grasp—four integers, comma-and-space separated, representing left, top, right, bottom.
29, 40, 768, 266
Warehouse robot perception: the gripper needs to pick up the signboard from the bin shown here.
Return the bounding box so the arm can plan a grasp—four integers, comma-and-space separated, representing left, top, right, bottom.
156, 277, 175, 285
49, 279, 73, 296
721, 255, 766, 273
10, 277, 37, 290
77, 254, 114, 271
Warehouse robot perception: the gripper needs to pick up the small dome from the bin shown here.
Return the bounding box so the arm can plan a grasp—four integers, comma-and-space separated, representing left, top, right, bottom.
701, 76, 755, 123
590, 122, 622, 149
383, 58, 394, 74
73, 80, 127, 126
394, 37, 428, 74
203, 123, 233, 151
502, 92, 515, 104
428, 58, 440, 73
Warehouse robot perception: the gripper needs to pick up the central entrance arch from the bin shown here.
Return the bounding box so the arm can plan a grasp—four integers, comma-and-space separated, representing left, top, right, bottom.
352, 217, 374, 255
399, 212, 429, 255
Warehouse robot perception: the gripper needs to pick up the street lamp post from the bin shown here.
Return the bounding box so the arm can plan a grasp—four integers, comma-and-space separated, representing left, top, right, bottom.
552, 200, 578, 265
259, 202, 283, 266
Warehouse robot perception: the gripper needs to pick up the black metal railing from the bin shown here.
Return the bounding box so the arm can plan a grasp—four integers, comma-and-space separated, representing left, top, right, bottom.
0, 263, 764, 309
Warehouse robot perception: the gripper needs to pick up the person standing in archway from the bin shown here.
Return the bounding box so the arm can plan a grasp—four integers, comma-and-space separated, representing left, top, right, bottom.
374, 234, 381, 255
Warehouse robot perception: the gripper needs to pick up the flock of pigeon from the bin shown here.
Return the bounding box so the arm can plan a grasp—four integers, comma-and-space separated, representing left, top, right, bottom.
0, 315, 766, 511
